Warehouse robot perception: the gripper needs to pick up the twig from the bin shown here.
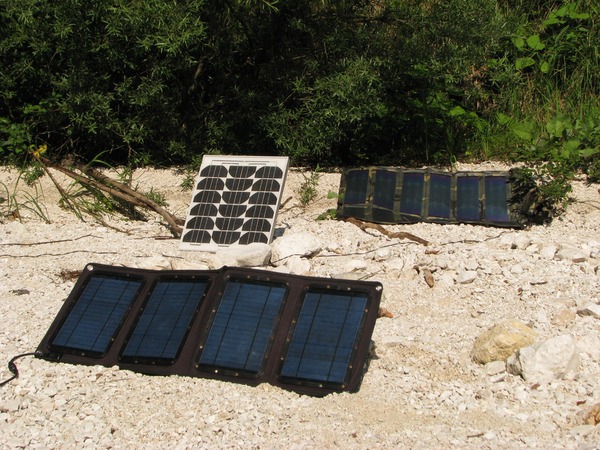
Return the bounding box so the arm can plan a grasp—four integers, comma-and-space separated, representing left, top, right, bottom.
0, 250, 118, 258
0, 234, 102, 246
344, 217, 429, 246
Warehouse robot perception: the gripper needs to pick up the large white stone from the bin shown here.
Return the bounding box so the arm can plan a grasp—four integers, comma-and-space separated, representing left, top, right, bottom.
506, 334, 580, 383
216, 242, 272, 267
271, 232, 322, 265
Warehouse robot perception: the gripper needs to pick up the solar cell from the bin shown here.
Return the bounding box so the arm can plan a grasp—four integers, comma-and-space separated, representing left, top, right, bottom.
120, 278, 209, 364
456, 176, 480, 221
428, 173, 452, 219
400, 172, 424, 215
180, 156, 289, 252
373, 170, 397, 210
198, 280, 287, 376
485, 176, 510, 222
50, 274, 143, 357
280, 289, 368, 388
343, 170, 369, 205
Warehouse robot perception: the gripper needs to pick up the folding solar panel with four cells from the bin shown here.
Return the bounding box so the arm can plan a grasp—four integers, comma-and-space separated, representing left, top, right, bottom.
37, 264, 382, 396
180, 156, 289, 252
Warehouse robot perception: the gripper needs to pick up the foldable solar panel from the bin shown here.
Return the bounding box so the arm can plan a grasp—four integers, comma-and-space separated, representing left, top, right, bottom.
180, 156, 289, 252
37, 264, 382, 396
337, 167, 535, 228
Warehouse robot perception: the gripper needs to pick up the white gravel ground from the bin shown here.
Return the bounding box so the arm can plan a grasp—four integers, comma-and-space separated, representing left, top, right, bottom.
1, 163, 599, 449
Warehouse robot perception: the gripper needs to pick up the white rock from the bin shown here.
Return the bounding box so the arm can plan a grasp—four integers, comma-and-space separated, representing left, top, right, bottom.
576, 333, 600, 359
271, 232, 322, 265
576, 303, 600, 319
216, 242, 272, 267
374, 247, 392, 261
485, 360, 506, 376
507, 335, 580, 383
137, 256, 172, 270
343, 259, 368, 272
539, 243, 558, 259
556, 246, 589, 263
284, 255, 311, 274
512, 235, 532, 250
457, 270, 477, 284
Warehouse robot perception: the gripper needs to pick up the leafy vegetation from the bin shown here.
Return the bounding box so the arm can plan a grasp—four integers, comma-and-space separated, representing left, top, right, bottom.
0, 0, 598, 215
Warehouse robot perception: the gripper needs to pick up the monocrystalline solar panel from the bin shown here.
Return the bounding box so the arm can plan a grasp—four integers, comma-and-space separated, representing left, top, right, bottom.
37, 264, 382, 396
180, 156, 289, 252
50, 274, 143, 357
198, 280, 287, 376
120, 278, 209, 365
280, 289, 369, 388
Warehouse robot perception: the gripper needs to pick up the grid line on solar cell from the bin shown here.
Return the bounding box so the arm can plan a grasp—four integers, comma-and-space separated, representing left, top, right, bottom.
280, 290, 368, 385
51, 275, 142, 355
121, 279, 208, 361
198, 281, 287, 374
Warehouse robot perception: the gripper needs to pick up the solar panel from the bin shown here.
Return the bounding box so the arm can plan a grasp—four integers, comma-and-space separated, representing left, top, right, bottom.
37, 264, 382, 396
50, 274, 144, 357
280, 289, 369, 389
337, 167, 532, 228
120, 278, 209, 365
180, 156, 289, 252
197, 279, 287, 376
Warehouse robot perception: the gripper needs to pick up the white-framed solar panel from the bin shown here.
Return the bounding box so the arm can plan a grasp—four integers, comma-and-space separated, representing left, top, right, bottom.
180, 155, 289, 252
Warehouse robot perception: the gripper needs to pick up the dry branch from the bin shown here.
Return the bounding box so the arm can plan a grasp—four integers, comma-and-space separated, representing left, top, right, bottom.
344, 217, 429, 246
36, 156, 183, 237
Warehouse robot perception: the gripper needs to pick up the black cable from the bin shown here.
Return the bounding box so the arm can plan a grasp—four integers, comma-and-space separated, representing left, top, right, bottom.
1, 352, 41, 387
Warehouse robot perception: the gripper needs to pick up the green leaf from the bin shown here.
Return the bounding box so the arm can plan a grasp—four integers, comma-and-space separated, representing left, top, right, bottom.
579, 148, 599, 158
510, 121, 535, 141
526, 35, 545, 51
540, 61, 550, 73
546, 116, 568, 138
542, 16, 563, 27
515, 57, 536, 70
448, 106, 466, 117
512, 36, 525, 50
496, 113, 513, 126
562, 139, 581, 154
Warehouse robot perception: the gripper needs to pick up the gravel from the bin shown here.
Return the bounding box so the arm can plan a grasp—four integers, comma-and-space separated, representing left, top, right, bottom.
1, 163, 599, 449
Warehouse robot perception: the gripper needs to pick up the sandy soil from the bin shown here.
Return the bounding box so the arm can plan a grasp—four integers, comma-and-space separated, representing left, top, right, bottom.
1, 163, 599, 449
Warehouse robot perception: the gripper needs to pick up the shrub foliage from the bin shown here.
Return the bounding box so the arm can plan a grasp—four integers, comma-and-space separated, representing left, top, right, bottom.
0, 0, 598, 188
